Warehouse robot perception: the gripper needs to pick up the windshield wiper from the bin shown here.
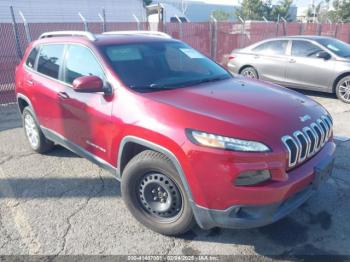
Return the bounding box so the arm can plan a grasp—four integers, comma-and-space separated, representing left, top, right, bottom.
130, 75, 230, 91
130, 83, 175, 92
184, 76, 230, 87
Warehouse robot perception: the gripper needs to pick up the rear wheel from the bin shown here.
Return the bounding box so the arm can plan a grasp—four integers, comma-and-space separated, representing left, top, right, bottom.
121, 150, 195, 236
22, 107, 54, 153
240, 66, 259, 79
336, 76, 350, 103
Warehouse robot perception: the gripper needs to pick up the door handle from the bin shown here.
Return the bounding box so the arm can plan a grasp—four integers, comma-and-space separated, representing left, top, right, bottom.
289, 59, 296, 63
254, 55, 260, 59
58, 92, 70, 100
26, 79, 34, 86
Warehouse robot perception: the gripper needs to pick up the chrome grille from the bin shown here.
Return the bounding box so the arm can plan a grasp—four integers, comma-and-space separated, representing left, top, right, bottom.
282, 115, 333, 168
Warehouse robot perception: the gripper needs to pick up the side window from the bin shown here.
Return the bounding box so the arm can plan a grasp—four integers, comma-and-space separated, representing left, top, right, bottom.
37, 44, 64, 79
292, 41, 323, 57
170, 17, 179, 23
64, 45, 105, 84
253, 40, 288, 55
26, 47, 39, 69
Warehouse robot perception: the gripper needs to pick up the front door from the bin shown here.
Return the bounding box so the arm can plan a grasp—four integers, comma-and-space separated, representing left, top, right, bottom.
58, 44, 115, 163
285, 40, 335, 91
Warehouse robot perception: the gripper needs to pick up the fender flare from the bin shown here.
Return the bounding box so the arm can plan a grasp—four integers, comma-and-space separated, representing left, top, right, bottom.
17, 93, 35, 113
117, 135, 194, 203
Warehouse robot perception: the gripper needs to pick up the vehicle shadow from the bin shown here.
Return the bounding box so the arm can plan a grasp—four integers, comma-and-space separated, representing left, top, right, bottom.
293, 88, 338, 100
45, 145, 81, 158
0, 145, 121, 199
0, 176, 121, 199
0, 104, 22, 131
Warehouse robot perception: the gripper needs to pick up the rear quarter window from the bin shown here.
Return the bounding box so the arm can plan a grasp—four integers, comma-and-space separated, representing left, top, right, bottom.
253, 40, 288, 55
26, 47, 39, 69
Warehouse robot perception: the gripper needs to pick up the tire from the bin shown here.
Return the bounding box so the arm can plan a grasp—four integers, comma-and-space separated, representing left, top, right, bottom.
335, 76, 350, 104
240, 66, 259, 79
121, 150, 196, 236
22, 106, 54, 153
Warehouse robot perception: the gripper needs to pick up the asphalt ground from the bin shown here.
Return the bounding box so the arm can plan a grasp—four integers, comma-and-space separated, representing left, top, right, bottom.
0, 90, 349, 260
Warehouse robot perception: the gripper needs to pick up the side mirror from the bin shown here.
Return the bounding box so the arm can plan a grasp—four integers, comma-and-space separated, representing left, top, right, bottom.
316, 51, 331, 60
72, 76, 104, 93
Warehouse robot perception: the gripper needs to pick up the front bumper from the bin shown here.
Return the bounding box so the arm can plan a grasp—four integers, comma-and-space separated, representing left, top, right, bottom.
192, 184, 314, 229
191, 143, 336, 230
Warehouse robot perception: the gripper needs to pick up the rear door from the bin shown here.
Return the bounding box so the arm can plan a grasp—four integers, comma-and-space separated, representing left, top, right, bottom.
27, 44, 66, 133
285, 40, 335, 90
250, 40, 289, 84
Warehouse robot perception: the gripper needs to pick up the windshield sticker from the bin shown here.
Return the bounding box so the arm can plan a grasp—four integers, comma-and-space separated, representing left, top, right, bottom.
327, 44, 340, 52
106, 47, 142, 62
180, 48, 205, 59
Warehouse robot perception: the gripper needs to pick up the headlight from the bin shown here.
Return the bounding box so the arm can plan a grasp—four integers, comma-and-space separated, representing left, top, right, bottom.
186, 129, 270, 152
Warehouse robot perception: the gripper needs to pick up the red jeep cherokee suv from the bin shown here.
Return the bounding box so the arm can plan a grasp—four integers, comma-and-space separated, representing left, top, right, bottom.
15, 31, 336, 235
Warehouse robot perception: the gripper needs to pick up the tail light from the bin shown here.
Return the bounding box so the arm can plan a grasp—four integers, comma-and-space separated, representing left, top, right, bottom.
228, 55, 236, 61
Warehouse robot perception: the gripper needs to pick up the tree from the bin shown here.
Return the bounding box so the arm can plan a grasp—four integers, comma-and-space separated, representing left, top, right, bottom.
235, 0, 264, 20
212, 9, 232, 21
271, 0, 293, 21
261, 0, 274, 20
332, 0, 350, 22
235, 0, 293, 21
308, 2, 328, 23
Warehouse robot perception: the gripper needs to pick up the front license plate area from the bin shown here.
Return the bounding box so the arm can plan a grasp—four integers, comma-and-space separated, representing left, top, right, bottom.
313, 158, 334, 189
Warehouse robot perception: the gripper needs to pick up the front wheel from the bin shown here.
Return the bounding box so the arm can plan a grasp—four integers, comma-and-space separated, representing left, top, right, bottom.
335, 76, 350, 103
121, 150, 195, 236
240, 66, 259, 79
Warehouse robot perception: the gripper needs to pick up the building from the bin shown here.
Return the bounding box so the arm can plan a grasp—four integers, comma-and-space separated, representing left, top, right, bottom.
287, 5, 298, 22
153, 0, 238, 22
0, 0, 145, 22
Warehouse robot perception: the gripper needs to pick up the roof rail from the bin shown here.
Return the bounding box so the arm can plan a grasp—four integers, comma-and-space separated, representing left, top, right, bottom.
39, 31, 96, 41
103, 30, 172, 39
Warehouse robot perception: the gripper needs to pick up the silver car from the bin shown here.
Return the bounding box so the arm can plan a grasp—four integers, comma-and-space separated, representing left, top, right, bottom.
227, 36, 350, 103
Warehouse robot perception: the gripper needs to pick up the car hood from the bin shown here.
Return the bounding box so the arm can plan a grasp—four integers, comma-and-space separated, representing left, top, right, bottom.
142, 77, 328, 144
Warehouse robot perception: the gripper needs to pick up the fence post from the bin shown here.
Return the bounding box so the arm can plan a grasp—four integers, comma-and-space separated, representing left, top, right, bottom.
299, 22, 304, 35
78, 12, 89, 31
334, 23, 338, 38
210, 15, 217, 60
133, 14, 141, 31
98, 8, 106, 32
175, 15, 183, 39
281, 17, 287, 36
9, 6, 22, 59
238, 16, 245, 48
317, 23, 322, 36
18, 11, 32, 43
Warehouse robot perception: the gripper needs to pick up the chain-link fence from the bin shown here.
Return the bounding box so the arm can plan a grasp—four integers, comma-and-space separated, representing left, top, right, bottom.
1, 5, 350, 105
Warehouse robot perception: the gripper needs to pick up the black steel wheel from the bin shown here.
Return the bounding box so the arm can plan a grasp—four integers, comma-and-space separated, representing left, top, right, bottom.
121, 150, 195, 236
138, 172, 183, 222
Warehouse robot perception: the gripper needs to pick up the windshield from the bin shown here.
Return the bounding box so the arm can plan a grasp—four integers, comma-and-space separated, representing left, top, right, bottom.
100, 41, 231, 91
317, 38, 350, 58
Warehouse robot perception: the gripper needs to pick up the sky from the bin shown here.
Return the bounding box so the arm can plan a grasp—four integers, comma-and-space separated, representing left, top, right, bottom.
188, 0, 323, 8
